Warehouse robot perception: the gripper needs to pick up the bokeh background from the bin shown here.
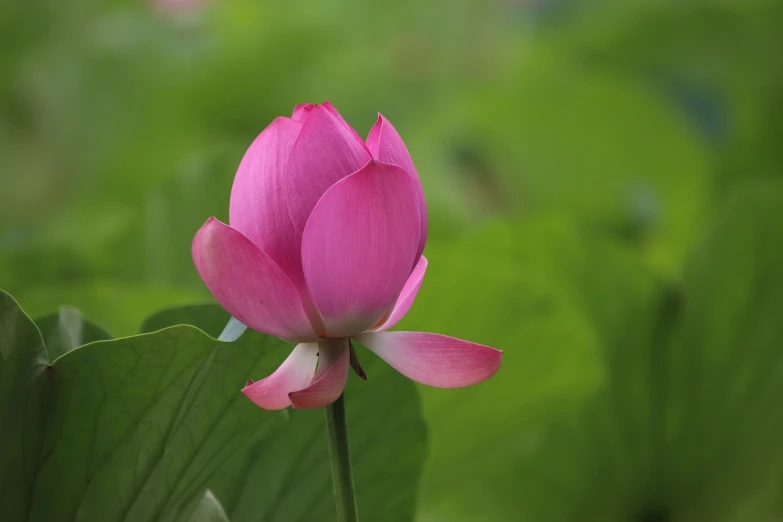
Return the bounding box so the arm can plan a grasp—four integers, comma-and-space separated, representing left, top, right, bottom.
2, 0, 783, 521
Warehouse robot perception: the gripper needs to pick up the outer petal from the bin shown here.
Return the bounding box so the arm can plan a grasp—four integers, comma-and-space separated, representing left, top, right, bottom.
301, 160, 422, 337
229, 117, 303, 283
366, 114, 428, 260
241, 343, 318, 410
192, 218, 316, 342
372, 256, 428, 332
289, 338, 350, 409
284, 103, 371, 238
354, 332, 503, 388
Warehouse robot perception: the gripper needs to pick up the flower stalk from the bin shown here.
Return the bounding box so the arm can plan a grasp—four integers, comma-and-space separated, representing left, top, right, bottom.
324, 392, 359, 522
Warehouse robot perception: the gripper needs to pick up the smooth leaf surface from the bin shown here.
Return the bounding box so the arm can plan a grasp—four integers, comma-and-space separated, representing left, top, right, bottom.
0, 297, 426, 522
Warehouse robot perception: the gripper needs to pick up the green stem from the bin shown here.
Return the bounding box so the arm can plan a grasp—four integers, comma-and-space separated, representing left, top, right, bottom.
324, 393, 359, 522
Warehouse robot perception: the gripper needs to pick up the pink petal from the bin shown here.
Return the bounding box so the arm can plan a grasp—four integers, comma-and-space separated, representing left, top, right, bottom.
366, 114, 419, 179
366, 114, 428, 260
301, 160, 422, 337
294, 101, 368, 151
284, 103, 371, 238
322, 101, 371, 153
228, 117, 324, 333
289, 338, 350, 409
241, 343, 318, 410
229, 117, 304, 285
192, 218, 317, 342
372, 256, 428, 332
291, 103, 314, 121
354, 332, 503, 388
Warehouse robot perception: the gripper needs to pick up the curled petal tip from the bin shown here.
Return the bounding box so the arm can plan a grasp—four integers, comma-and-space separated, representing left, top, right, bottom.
242, 343, 318, 410
288, 339, 350, 409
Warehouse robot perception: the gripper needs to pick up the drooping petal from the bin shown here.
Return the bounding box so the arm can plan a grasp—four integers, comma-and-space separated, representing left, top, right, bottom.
366, 114, 428, 260
289, 338, 350, 409
372, 256, 428, 332
241, 343, 318, 410
284, 103, 371, 238
229, 116, 303, 282
301, 160, 422, 337
354, 332, 502, 388
192, 218, 317, 342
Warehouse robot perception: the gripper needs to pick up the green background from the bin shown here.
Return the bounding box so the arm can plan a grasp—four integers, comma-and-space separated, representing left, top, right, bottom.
2, 0, 783, 520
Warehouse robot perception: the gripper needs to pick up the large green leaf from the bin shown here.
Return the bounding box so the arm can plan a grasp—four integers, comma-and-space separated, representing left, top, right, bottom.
0, 297, 426, 522
141, 305, 428, 522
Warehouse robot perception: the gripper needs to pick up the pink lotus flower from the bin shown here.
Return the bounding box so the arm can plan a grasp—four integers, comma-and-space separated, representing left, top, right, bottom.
192, 102, 502, 410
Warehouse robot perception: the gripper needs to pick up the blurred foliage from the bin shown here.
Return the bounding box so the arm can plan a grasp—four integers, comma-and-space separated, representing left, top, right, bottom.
405, 183, 783, 522
2, 0, 783, 520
